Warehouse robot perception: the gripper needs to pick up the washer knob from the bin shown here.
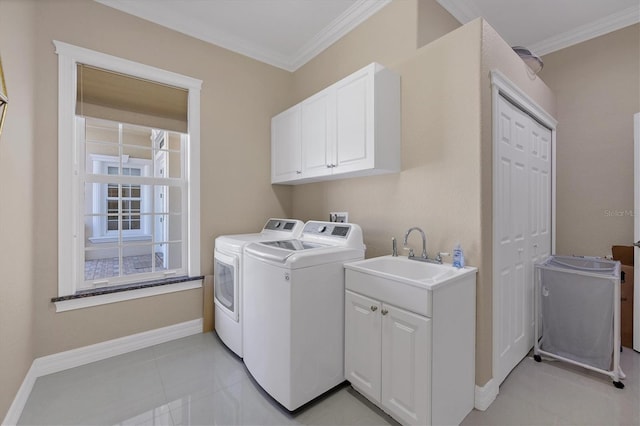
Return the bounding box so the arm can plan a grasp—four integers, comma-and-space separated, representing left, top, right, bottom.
318, 225, 327, 233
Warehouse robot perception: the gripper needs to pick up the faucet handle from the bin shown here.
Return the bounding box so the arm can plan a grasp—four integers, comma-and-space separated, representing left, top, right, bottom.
403, 247, 415, 258
436, 252, 450, 263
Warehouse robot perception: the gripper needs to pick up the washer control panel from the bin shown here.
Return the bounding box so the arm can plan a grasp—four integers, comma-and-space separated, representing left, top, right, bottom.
302, 221, 351, 238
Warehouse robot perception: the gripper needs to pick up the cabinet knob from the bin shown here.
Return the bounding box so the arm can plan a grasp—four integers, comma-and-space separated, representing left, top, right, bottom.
370, 306, 378, 312
381, 309, 388, 316
296, 170, 302, 174
326, 164, 332, 168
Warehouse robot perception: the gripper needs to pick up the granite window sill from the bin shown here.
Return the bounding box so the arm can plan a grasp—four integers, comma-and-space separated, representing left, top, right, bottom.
52, 276, 204, 312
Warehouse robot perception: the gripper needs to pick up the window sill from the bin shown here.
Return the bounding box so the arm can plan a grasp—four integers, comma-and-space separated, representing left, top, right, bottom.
88, 234, 152, 244
52, 276, 203, 312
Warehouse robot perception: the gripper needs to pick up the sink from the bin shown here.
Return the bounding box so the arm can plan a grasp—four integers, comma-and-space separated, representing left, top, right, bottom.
344, 255, 477, 316
344, 255, 469, 289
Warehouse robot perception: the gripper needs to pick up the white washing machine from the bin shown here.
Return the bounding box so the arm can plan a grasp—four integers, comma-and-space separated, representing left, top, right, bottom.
214, 218, 304, 357
242, 221, 365, 411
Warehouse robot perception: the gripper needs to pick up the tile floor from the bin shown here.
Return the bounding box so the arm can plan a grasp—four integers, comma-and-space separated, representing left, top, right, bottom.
18, 333, 639, 426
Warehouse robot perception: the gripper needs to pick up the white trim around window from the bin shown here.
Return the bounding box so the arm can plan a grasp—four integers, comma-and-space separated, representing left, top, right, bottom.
55, 40, 202, 301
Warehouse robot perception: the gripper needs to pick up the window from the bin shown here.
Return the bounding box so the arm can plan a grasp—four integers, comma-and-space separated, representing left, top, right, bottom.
82, 119, 183, 285
107, 168, 142, 232
88, 152, 151, 241
55, 41, 202, 300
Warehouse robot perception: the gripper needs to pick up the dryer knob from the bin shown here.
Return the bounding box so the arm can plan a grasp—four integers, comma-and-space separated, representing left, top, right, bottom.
318, 225, 327, 233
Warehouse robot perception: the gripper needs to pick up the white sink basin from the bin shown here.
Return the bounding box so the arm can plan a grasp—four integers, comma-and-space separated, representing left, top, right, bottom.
344, 255, 469, 288
344, 255, 477, 316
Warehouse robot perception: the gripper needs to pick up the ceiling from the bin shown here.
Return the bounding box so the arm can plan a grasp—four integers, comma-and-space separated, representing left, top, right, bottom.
95, 0, 391, 72
97, 0, 640, 72
437, 0, 640, 56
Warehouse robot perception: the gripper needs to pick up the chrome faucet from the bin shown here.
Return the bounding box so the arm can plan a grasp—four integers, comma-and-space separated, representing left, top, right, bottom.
403, 227, 427, 260
403, 227, 444, 264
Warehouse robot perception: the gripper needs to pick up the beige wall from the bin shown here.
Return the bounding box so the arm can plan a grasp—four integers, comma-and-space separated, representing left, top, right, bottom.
0, 0, 37, 417
291, 14, 487, 378
27, 0, 293, 359
479, 21, 556, 385
292, 0, 459, 102
539, 24, 640, 256
289, 15, 557, 388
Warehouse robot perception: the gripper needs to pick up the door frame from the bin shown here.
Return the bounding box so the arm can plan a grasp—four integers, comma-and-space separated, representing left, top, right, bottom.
633, 112, 639, 352
490, 70, 558, 389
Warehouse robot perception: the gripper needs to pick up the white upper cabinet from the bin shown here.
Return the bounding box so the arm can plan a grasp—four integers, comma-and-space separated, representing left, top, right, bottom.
301, 89, 335, 179
271, 63, 400, 185
271, 104, 301, 183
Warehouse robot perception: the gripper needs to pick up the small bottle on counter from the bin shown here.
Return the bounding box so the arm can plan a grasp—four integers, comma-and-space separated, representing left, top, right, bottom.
452, 243, 465, 268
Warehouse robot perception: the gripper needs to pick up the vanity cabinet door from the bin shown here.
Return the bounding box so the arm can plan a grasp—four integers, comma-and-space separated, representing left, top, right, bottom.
381, 303, 431, 426
345, 290, 382, 403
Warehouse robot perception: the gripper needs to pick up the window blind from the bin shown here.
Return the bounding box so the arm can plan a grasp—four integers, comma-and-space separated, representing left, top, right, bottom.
76, 64, 188, 133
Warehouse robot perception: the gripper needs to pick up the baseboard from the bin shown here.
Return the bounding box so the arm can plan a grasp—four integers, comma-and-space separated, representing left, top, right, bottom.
2, 318, 202, 426
2, 364, 38, 426
474, 378, 499, 411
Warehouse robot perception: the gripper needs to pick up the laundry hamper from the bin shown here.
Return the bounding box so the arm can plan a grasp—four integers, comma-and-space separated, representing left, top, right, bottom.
533, 255, 626, 388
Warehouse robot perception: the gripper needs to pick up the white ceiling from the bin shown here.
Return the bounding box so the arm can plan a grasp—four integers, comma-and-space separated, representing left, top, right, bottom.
436, 0, 640, 56
95, 0, 391, 71
97, 0, 640, 72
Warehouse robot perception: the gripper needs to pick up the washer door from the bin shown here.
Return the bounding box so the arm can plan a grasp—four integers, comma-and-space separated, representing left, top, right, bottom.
214, 249, 239, 321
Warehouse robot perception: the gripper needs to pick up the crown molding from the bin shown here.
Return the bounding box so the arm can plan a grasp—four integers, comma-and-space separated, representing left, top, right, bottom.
96, 0, 391, 72
532, 5, 640, 56
289, 0, 392, 71
435, 0, 482, 24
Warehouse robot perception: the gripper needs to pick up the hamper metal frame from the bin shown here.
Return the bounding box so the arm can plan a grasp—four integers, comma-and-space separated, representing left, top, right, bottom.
533, 256, 626, 388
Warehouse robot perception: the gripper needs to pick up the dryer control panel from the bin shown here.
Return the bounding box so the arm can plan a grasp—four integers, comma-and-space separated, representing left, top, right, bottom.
264, 219, 301, 232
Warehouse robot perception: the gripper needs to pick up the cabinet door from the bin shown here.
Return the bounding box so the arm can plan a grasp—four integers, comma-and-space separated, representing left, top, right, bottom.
301, 89, 335, 179
271, 105, 301, 183
334, 66, 374, 173
381, 304, 431, 426
345, 290, 382, 403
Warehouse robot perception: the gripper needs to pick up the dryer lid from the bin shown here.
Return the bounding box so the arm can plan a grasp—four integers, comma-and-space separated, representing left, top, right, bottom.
260, 239, 323, 251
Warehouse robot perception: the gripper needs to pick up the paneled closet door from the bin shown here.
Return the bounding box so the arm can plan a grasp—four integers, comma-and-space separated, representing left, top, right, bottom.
495, 95, 552, 385
528, 119, 552, 278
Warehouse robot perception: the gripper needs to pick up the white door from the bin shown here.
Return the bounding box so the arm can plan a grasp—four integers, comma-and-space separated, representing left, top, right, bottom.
271, 105, 301, 183
381, 304, 431, 426
634, 112, 640, 352
301, 89, 334, 178
334, 67, 374, 173
494, 95, 552, 384
345, 290, 382, 403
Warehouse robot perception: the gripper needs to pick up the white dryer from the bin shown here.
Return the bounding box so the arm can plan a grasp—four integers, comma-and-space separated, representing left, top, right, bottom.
214, 218, 304, 357
243, 221, 365, 411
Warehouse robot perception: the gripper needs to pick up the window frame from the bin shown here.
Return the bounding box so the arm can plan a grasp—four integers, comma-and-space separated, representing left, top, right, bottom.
55, 40, 202, 298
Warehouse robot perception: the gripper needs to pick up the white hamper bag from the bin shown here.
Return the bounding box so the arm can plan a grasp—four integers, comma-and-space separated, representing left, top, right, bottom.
535, 256, 625, 387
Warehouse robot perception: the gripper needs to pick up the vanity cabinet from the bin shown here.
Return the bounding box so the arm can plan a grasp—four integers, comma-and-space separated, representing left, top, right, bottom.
345, 291, 431, 426
344, 267, 476, 426
271, 62, 400, 185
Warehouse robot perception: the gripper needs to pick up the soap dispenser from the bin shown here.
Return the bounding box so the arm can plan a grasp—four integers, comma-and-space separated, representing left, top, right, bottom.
452, 243, 465, 268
